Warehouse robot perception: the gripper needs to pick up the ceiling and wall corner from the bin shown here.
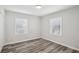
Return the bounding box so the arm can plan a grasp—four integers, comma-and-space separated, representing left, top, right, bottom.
0, 5, 76, 16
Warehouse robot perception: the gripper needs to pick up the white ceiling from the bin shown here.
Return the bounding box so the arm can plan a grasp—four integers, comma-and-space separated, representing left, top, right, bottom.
0, 5, 76, 16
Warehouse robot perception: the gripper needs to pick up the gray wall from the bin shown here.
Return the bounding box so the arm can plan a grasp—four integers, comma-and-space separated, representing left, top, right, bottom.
5, 11, 40, 45
0, 9, 5, 51
41, 6, 79, 50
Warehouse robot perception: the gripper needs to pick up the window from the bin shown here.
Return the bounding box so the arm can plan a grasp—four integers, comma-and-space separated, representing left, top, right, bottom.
15, 17, 28, 34
50, 17, 62, 36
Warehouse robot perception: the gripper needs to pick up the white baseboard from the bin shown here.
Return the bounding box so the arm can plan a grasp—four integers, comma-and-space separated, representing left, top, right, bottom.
42, 37, 79, 51
4, 37, 41, 45
3, 37, 79, 52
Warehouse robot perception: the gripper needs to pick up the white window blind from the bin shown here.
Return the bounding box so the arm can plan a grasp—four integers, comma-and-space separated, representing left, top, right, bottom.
15, 17, 28, 34
50, 17, 62, 36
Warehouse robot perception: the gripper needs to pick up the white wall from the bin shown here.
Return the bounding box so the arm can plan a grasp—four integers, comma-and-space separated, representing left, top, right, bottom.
41, 6, 79, 51
0, 9, 5, 51
5, 11, 40, 45
2, 6, 79, 51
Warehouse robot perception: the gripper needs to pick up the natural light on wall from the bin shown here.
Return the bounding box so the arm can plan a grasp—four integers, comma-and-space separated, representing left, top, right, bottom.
15, 17, 28, 35
50, 17, 62, 36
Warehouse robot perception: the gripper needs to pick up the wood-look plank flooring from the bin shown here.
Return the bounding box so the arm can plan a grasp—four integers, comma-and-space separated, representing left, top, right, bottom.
1, 38, 79, 53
